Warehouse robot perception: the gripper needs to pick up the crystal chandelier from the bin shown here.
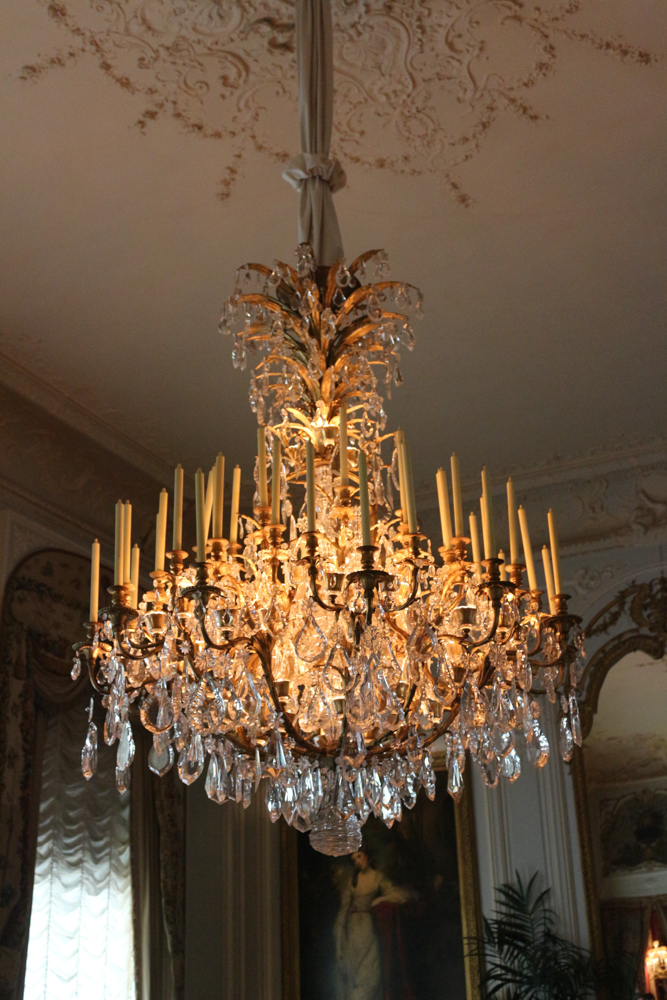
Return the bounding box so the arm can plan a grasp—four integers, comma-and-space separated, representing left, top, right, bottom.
73, 1, 585, 856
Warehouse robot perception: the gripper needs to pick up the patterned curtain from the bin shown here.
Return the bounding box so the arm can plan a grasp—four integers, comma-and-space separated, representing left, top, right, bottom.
601, 898, 667, 989
0, 549, 185, 1000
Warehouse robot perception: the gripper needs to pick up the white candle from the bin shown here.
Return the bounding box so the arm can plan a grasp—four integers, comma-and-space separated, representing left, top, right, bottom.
213, 452, 225, 539
230, 465, 241, 545
542, 545, 556, 612
155, 489, 168, 571
450, 454, 464, 537
357, 448, 372, 546
173, 464, 184, 552
204, 467, 215, 543
518, 505, 538, 591
306, 439, 316, 533
469, 512, 481, 565
436, 468, 453, 548
548, 509, 562, 595
481, 468, 496, 558
498, 549, 507, 581
271, 436, 282, 524
395, 429, 407, 519
89, 539, 100, 621
480, 495, 490, 560
339, 403, 349, 486
402, 437, 418, 534
114, 501, 124, 585
195, 469, 206, 562
257, 428, 268, 507
507, 478, 519, 565
123, 502, 132, 585
130, 543, 140, 609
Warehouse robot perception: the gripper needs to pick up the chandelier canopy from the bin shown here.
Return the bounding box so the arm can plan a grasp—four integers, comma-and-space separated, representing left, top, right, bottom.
73, 1, 585, 857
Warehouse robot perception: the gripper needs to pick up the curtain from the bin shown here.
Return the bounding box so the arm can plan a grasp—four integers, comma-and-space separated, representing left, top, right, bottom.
23, 705, 135, 999
601, 897, 667, 989
132, 731, 185, 1000
0, 549, 185, 1000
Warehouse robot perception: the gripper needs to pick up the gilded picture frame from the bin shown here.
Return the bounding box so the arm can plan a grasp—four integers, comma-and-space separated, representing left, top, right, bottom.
281, 755, 483, 1000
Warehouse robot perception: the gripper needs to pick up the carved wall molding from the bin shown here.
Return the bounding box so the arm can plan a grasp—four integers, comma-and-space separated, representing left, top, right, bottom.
578, 577, 667, 738
416, 437, 667, 573
16, 0, 656, 206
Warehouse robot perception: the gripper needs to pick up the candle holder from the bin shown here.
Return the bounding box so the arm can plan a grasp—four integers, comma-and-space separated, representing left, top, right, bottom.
506, 562, 526, 590
167, 549, 189, 577
332, 482, 353, 519
449, 536, 470, 563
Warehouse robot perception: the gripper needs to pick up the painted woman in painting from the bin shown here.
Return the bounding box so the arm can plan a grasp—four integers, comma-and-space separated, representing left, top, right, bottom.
333, 849, 413, 1000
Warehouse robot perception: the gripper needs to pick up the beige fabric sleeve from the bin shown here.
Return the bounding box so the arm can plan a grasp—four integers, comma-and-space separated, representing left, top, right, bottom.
282, 0, 346, 265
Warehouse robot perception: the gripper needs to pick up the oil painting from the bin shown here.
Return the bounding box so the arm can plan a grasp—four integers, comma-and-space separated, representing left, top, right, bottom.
282, 769, 479, 1000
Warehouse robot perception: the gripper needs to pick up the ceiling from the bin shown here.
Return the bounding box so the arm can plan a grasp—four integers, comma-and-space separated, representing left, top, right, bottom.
1, 0, 666, 499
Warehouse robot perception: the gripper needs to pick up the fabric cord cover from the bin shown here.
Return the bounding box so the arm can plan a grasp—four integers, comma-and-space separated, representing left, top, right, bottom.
282, 0, 346, 265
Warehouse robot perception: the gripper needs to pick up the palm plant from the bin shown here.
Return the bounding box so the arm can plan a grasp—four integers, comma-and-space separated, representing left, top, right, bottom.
471, 873, 597, 1000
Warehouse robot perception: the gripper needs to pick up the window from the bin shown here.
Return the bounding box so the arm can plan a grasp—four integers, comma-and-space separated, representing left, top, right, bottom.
24, 705, 136, 1000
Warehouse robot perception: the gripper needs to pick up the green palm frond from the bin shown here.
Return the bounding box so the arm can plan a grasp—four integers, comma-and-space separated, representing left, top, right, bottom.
471, 873, 597, 1000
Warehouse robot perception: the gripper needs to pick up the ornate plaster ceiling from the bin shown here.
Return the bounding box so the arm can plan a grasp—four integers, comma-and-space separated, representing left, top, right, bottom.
15, 0, 656, 205
0, 0, 666, 507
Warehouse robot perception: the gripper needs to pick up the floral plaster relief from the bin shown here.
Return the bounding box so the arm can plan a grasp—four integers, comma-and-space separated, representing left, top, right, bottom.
18, 0, 656, 205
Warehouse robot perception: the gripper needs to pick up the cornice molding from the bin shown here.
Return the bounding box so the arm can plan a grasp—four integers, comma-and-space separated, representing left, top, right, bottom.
0, 349, 174, 485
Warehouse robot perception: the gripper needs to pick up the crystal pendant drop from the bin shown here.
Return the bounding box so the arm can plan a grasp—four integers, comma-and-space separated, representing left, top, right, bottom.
81, 720, 98, 780
148, 737, 174, 777
558, 714, 574, 762
501, 747, 522, 782
205, 753, 222, 803
117, 720, 136, 771
447, 756, 464, 802
294, 610, 328, 663
178, 733, 205, 785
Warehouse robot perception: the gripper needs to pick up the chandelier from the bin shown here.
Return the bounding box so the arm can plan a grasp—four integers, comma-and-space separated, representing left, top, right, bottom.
72, 0, 585, 856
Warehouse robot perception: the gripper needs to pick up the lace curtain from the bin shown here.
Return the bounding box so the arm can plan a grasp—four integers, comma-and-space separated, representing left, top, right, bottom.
24, 705, 135, 999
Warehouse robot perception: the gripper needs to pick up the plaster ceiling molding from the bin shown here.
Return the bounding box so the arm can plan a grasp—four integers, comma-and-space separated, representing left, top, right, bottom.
18, 0, 657, 206
0, 350, 174, 484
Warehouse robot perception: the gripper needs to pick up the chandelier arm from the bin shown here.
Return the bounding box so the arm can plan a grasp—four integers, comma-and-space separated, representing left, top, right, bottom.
74, 642, 109, 696
383, 614, 410, 643
377, 561, 420, 614
114, 628, 164, 662
527, 658, 567, 677
252, 632, 327, 755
